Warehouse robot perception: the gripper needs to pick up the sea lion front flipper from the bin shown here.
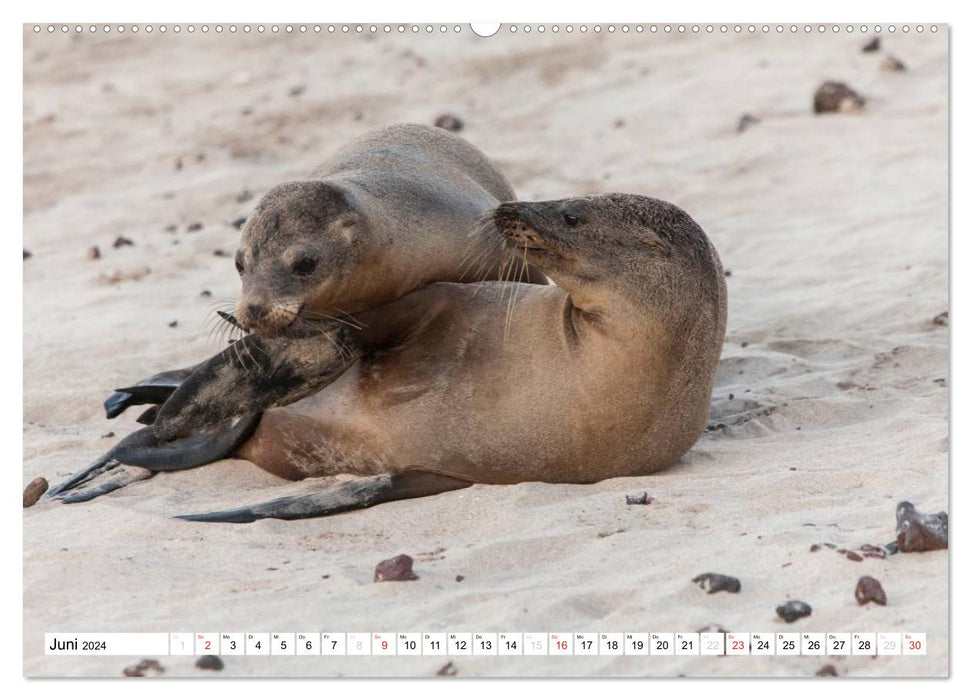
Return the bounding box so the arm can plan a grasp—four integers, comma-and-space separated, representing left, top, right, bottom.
104, 366, 199, 419
152, 327, 359, 441
175, 470, 472, 523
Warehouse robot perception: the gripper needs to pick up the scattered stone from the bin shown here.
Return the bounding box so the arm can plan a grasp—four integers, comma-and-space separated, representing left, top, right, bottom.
813, 81, 866, 114
815, 664, 839, 677
845, 551, 863, 562
737, 113, 760, 133
23, 477, 48, 508
862, 37, 881, 53
696, 624, 728, 633
434, 114, 464, 132
164, 224, 177, 233
288, 85, 306, 97
102, 431, 116, 439
87, 246, 101, 260
23, 249, 32, 259
374, 554, 418, 582
855, 576, 887, 606
625, 492, 654, 505
113, 236, 134, 248
455, 575, 465, 582
436, 661, 457, 676
882, 55, 907, 72
885, 541, 899, 555
231, 216, 247, 230
123, 658, 164, 677
895, 501, 947, 552
213, 249, 232, 258
932, 311, 948, 326
200, 290, 212, 298
613, 118, 626, 128
776, 600, 812, 623
810, 544, 821, 552
168, 320, 178, 328
195, 655, 224, 671
187, 222, 204, 232
692, 573, 741, 594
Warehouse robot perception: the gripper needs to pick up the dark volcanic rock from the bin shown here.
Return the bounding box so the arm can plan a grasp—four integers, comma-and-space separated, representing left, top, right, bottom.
862, 37, 881, 52
692, 572, 741, 594
374, 554, 419, 582
625, 492, 654, 505
895, 501, 948, 552
434, 114, 464, 132
196, 655, 224, 671
855, 576, 887, 606
813, 81, 866, 114
776, 600, 812, 623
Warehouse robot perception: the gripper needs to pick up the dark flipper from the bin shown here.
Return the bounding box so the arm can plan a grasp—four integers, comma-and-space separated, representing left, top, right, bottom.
153, 326, 359, 441
104, 367, 198, 419
46, 414, 261, 503
176, 470, 473, 523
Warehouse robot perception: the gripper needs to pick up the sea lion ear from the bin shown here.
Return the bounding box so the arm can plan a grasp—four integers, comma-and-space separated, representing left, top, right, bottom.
306, 181, 354, 211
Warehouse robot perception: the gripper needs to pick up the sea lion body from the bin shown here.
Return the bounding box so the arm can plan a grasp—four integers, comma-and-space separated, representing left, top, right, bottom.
235, 123, 545, 335
237, 194, 727, 486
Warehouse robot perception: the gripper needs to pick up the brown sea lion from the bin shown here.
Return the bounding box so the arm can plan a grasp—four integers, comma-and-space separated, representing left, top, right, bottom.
65, 192, 725, 521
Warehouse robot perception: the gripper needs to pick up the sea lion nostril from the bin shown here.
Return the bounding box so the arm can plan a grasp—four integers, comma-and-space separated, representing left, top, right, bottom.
247, 303, 264, 319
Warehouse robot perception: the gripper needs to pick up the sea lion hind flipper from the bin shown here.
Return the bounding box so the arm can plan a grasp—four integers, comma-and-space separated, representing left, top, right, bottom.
104, 366, 199, 419
176, 470, 472, 523
47, 414, 261, 503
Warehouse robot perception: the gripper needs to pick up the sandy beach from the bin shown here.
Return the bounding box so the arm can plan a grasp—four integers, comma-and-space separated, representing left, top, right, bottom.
23, 26, 948, 677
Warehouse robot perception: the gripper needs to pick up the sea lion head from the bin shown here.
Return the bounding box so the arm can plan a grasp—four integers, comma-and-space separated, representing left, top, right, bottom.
234, 181, 365, 336
492, 193, 722, 309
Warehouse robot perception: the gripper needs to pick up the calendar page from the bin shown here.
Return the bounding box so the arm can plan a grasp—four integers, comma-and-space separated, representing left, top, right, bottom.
22, 16, 948, 679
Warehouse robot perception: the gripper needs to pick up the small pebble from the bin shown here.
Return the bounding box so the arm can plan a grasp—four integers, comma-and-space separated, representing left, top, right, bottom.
862, 37, 881, 52
815, 664, 839, 677
288, 85, 306, 97
164, 224, 177, 233
374, 554, 418, 582
932, 311, 948, 326
123, 658, 164, 677
455, 575, 465, 582
882, 55, 907, 72
436, 661, 457, 676
113, 236, 134, 248
434, 114, 464, 132
696, 624, 729, 634
855, 576, 887, 606
23, 477, 49, 508
813, 81, 866, 114
736, 113, 760, 133
231, 216, 247, 230
692, 573, 741, 594
213, 249, 232, 258
885, 541, 899, 555
23, 249, 32, 259
196, 655, 224, 671
613, 118, 626, 128
845, 551, 863, 562
776, 600, 812, 623
168, 320, 178, 328
200, 290, 212, 298
87, 246, 101, 260
810, 544, 821, 552
895, 501, 948, 552
625, 492, 654, 505
102, 431, 116, 438
187, 222, 204, 232
175, 157, 183, 171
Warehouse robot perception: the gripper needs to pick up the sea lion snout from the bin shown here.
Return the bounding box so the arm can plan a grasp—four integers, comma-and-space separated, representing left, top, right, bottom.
236, 297, 301, 336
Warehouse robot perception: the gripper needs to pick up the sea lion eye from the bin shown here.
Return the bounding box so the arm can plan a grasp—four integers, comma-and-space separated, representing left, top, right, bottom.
293, 256, 317, 276
234, 254, 244, 274
564, 213, 580, 227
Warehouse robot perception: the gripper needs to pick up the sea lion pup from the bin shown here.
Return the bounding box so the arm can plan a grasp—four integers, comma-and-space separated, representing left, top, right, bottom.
136, 192, 725, 522
100, 122, 547, 430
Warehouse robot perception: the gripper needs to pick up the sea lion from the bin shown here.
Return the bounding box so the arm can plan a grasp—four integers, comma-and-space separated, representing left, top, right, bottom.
53, 193, 726, 520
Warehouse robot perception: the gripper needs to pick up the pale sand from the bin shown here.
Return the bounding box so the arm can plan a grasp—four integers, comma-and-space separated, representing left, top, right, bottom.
23, 28, 948, 677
